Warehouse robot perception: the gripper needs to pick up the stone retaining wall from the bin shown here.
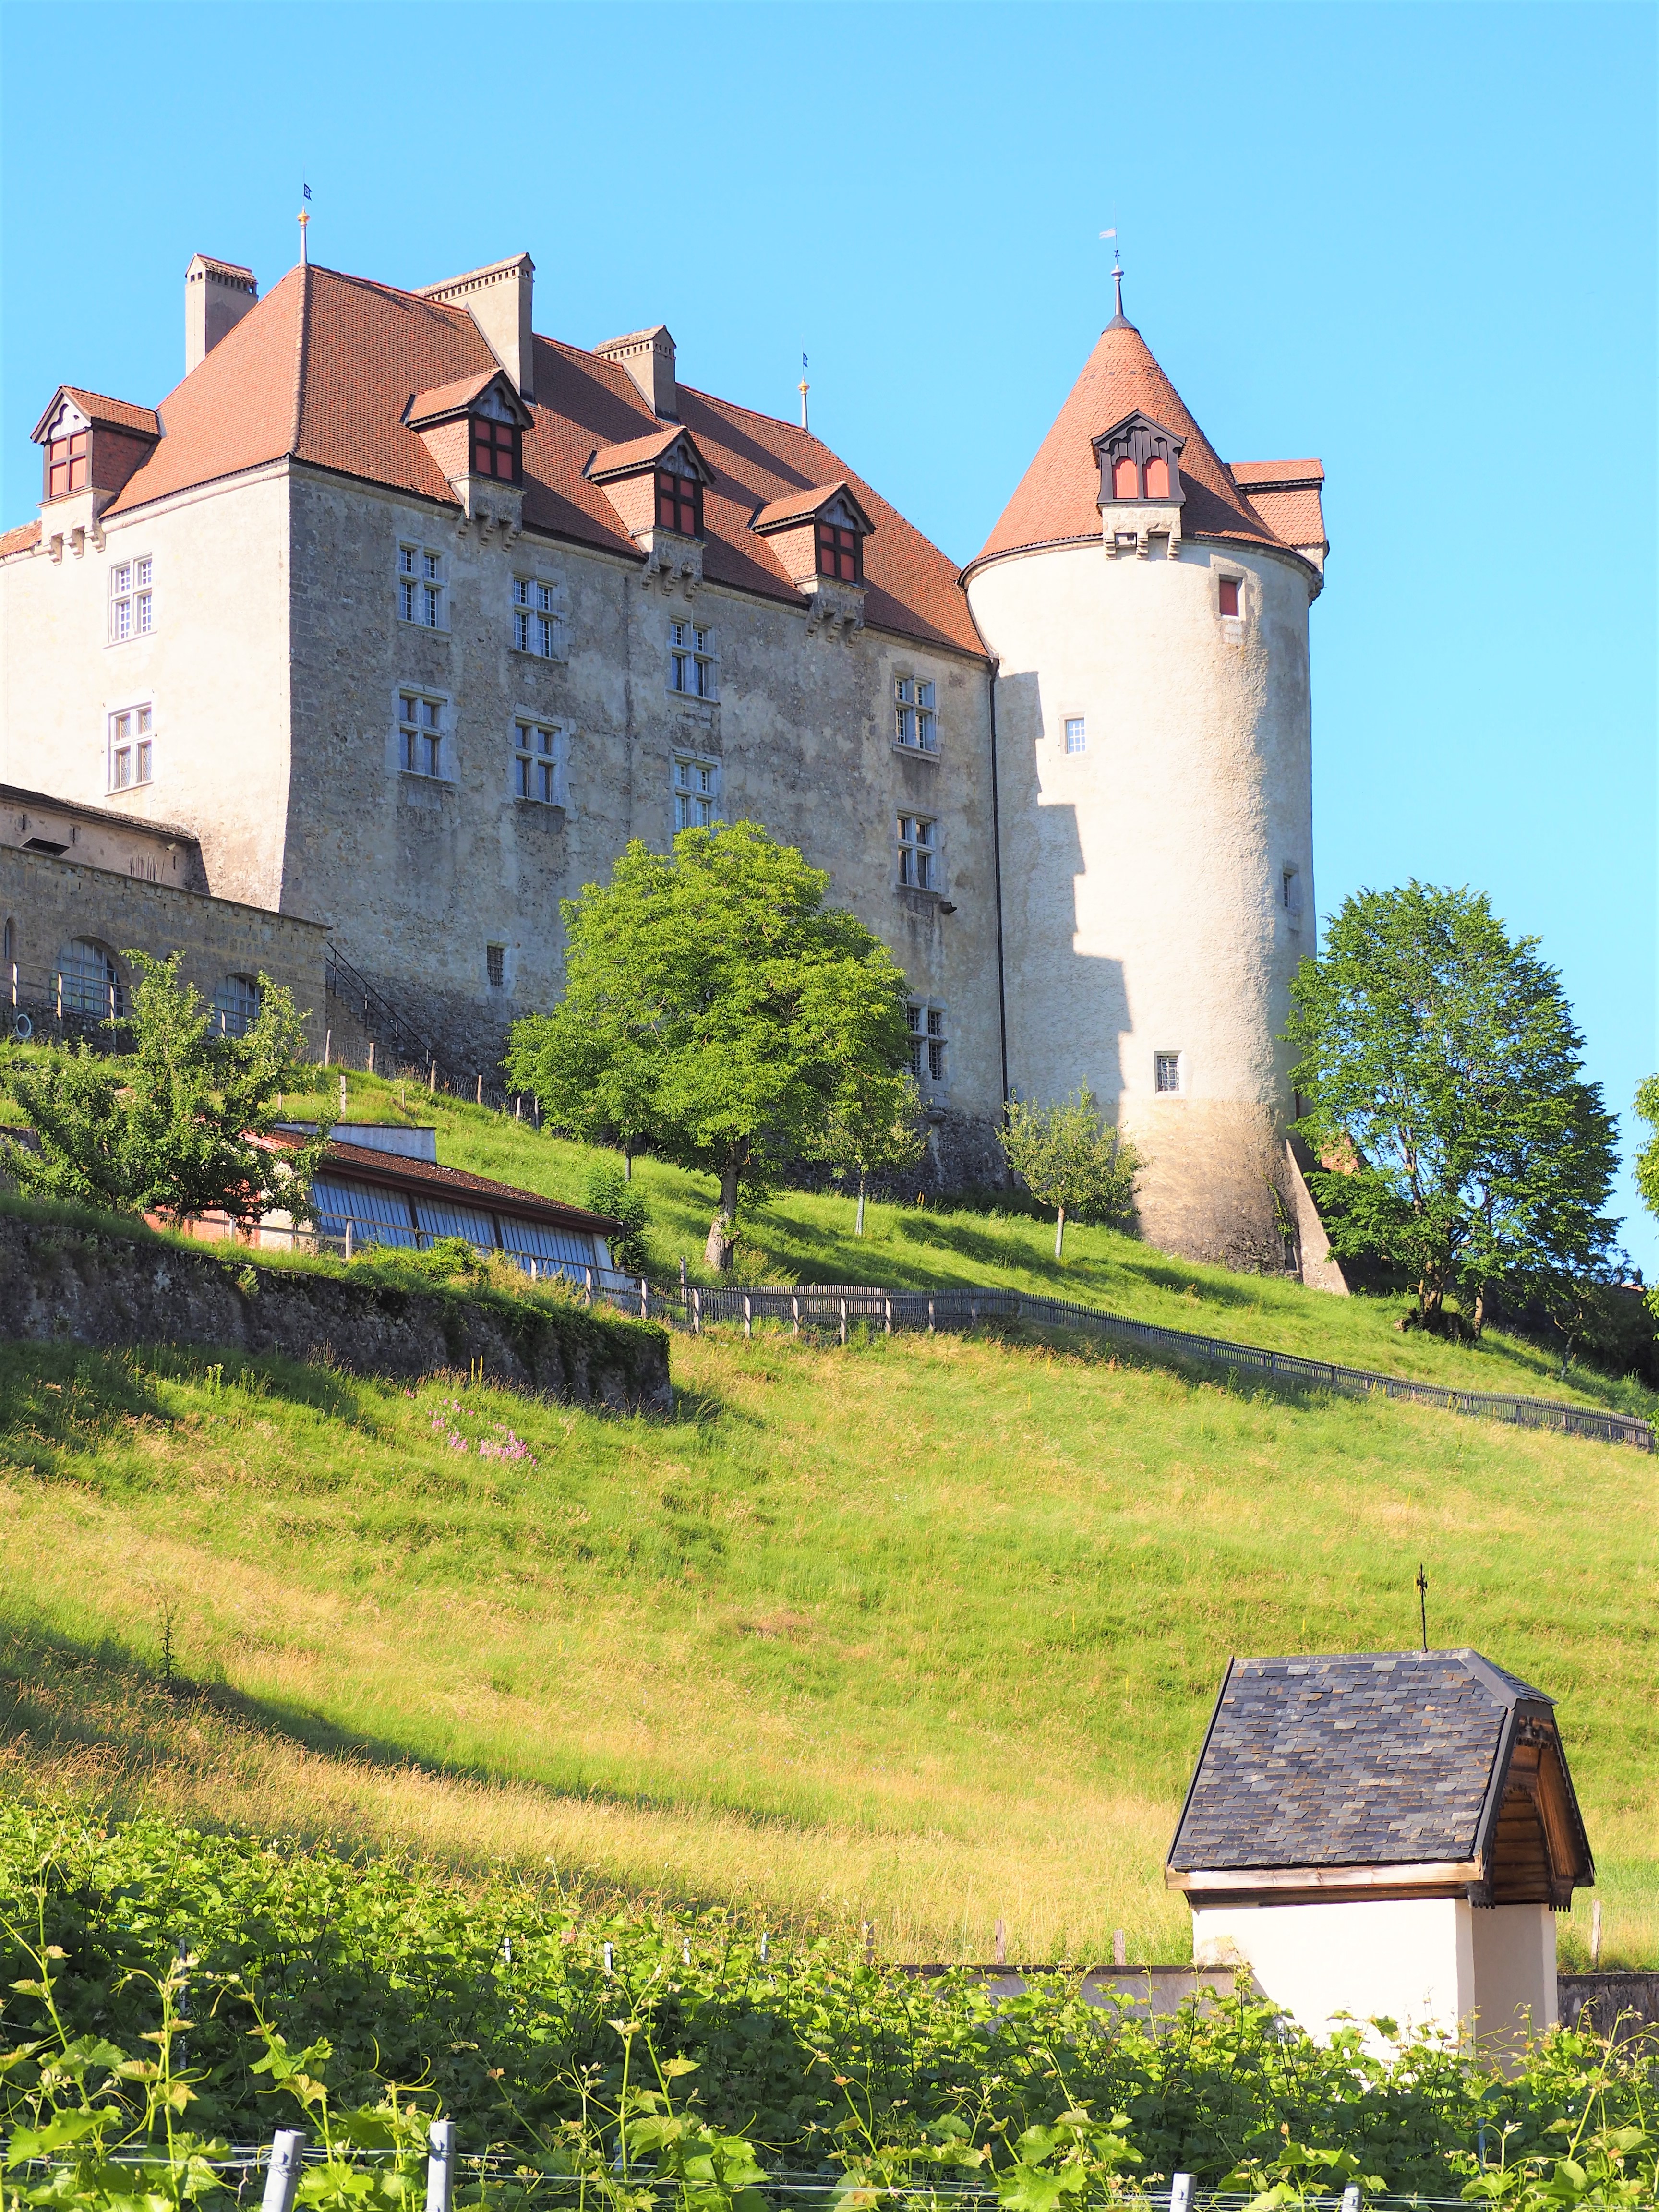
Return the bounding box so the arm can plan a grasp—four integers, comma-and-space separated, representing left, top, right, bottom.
0, 1203, 670, 1411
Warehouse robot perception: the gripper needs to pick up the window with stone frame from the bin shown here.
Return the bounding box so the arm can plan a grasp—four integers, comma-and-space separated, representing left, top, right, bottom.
1217, 575, 1241, 619
512, 575, 562, 658
673, 753, 720, 830
669, 619, 716, 699
398, 691, 447, 779
1154, 1050, 1183, 1095
894, 676, 937, 753
397, 543, 446, 629
110, 557, 154, 641
1064, 715, 1086, 755
486, 944, 507, 989
514, 718, 566, 806
906, 1000, 948, 1091
108, 704, 153, 791
897, 812, 938, 890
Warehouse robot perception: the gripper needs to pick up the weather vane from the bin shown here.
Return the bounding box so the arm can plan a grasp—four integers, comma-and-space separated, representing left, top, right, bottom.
1100, 224, 1124, 320
798, 351, 810, 433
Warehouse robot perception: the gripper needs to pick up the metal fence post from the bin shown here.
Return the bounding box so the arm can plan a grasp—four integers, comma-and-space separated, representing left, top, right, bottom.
1169, 2178, 1194, 2212
692, 1286, 702, 1335
426, 2120, 456, 2212
927, 1297, 935, 1334
1339, 2188, 1362, 2212
883, 1295, 892, 1337
839, 1297, 848, 1346
791, 1294, 800, 1337
261, 2130, 307, 2212
743, 1294, 753, 1340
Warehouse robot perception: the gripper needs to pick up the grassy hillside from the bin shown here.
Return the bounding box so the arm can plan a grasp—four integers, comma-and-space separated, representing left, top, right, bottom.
1, 1056, 1653, 1968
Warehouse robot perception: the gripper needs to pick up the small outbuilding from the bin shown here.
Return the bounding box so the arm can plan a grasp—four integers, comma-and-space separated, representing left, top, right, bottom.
1166, 1649, 1594, 2052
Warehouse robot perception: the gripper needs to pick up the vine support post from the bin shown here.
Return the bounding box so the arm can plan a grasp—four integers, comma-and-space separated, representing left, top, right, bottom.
426, 2120, 456, 2212
1339, 2189, 1361, 2212
839, 1297, 848, 1346
1170, 2178, 1194, 2212
743, 1294, 753, 1339
261, 2131, 306, 2212
692, 1286, 702, 1335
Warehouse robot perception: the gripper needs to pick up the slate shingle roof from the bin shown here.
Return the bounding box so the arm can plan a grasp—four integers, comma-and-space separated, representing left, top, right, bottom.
1167, 1650, 1554, 1873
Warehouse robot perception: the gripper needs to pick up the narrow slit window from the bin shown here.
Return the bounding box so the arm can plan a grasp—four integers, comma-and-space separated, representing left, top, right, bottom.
1218, 576, 1241, 618
486, 945, 506, 989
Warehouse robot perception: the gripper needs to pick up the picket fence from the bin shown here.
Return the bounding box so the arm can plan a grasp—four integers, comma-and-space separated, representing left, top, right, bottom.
594, 1277, 1653, 1454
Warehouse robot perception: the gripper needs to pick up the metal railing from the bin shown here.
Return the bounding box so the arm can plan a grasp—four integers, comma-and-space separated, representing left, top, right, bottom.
595, 1280, 1653, 1452
3, 959, 132, 1046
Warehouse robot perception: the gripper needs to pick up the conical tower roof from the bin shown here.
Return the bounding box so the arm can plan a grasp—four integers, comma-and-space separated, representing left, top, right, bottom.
971, 311, 1283, 571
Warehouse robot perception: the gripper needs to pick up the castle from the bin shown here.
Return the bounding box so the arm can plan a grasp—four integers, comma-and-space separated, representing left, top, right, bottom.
0, 245, 1334, 1274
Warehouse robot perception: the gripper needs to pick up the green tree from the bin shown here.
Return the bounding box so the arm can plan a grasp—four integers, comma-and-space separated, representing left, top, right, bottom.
1634, 1076, 1659, 1328
1287, 883, 1619, 1333
584, 1160, 651, 1277
506, 821, 911, 1270
1000, 1085, 1140, 1259
1, 952, 324, 1229
820, 1063, 926, 1235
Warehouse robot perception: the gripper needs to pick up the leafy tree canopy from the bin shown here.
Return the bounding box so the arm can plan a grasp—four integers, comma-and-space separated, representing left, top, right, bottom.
1287, 882, 1619, 1329
817, 1061, 926, 1236
1000, 1086, 1140, 1259
2, 953, 323, 1228
506, 821, 911, 1267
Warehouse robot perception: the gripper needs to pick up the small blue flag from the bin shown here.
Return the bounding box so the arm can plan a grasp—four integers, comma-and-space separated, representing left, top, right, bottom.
302, 182, 312, 201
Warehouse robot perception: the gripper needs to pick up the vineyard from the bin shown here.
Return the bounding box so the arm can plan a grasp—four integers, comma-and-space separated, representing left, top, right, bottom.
0, 1806, 1654, 2204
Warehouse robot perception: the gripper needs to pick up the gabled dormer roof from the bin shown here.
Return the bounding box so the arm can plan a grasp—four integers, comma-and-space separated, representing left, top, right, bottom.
1166, 1649, 1594, 1910
31, 386, 162, 444
752, 480, 875, 536
404, 368, 531, 432
586, 424, 713, 485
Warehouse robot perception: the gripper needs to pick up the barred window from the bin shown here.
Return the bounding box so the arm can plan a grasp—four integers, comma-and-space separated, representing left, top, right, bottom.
906, 1001, 948, 1090
398, 543, 445, 628
897, 813, 937, 890
673, 754, 719, 831
669, 619, 715, 698
110, 557, 153, 641
487, 944, 506, 989
894, 676, 937, 752
398, 692, 446, 778
512, 576, 560, 657
108, 704, 153, 791
514, 719, 565, 805
1155, 1051, 1183, 1094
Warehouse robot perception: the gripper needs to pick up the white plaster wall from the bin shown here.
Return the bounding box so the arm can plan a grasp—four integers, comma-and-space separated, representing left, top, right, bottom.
967, 536, 1316, 1267
1193, 1898, 1473, 2048
1471, 1904, 1558, 2044
0, 473, 294, 911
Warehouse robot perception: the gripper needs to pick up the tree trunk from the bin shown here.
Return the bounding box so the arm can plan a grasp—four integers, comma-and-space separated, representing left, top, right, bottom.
705, 1161, 741, 1273
855, 1170, 866, 1238
1054, 1204, 1066, 1261
1471, 1284, 1487, 1339
623, 1139, 633, 1183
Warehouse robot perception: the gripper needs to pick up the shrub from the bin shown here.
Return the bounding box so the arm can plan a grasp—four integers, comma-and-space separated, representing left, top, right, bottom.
586, 1162, 651, 1277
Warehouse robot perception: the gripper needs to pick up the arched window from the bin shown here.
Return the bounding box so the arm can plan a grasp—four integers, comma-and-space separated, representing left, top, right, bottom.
1143, 455, 1170, 498
57, 938, 124, 1018
1112, 454, 1139, 499
212, 974, 262, 1038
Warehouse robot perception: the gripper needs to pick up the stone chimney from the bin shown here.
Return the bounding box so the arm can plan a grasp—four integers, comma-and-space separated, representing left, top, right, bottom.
595, 326, 677, 420
418, 254, 535, 401
185, 255, 258, 374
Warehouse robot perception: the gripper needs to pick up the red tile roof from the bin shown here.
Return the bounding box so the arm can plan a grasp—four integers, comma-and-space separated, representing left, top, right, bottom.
1228, 458, 1324, 488
972, 318, 1298, 571
93, 263, 985, 658
587, 425, 698, 479
0, 520, 41, 559
753, 481, 872, 532
407, 369, 519, 427
35, 387, 162, 441
1225, 459, 1327, 555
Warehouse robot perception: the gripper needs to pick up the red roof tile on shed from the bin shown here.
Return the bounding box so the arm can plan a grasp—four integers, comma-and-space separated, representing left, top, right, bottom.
973, 318, 1285, 570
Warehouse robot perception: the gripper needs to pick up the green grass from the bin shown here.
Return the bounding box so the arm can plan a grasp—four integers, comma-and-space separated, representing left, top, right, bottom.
2, 1055, 1654, 1969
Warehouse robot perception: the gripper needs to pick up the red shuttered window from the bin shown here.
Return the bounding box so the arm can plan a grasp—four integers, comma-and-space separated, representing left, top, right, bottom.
656, 471, 701, 534
472, 418, 519, 481
817, 522, 860, 582
46, 433, 88, 499
1144, 455, 1171, 497
1112, 454, 1139, 499
1218, 577, 1241, 618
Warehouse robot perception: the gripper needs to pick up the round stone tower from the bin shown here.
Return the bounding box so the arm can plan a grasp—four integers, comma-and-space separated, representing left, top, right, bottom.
964, 291, 1330, 1271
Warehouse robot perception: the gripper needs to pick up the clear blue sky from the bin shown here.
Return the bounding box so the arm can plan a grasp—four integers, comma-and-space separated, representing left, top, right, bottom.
3, 2, 1655, 1270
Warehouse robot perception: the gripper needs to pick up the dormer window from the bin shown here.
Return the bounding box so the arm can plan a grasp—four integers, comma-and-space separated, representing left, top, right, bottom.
817, 521, 860, 581
46, 432, 88, 500
1094, 410, 1187, 509
657, 470, 701, 535
472, 417, 519, 481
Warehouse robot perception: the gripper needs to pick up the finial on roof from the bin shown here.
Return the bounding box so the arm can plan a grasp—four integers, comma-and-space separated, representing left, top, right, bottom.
298, 181, 311, 267
798, 351, 810, 433
1100, 227, 1130, 327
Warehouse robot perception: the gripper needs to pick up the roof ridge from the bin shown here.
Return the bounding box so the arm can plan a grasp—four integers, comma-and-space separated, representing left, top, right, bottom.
305, 262, 475, 321
289, 261, 313, 457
